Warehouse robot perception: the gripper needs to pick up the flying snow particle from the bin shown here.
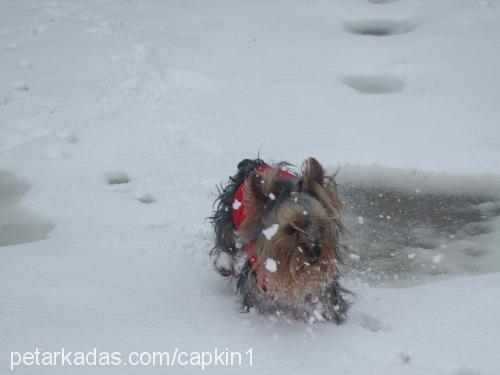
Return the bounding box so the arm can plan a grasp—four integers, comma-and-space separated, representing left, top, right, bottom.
432, 253, 443, 263
313, 310, 324, 322
408, 253, 416, 260
265, 258, 277, 272
232, 199, 242, 209
357, 216, 364, 224
263, 224, 279, 239
400, 352, 411, 364
349, 253, 360, 261
268, 193, 276, 200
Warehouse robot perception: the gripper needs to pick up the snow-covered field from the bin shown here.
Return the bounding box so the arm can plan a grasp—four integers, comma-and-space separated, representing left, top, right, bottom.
1, 0, 500, 374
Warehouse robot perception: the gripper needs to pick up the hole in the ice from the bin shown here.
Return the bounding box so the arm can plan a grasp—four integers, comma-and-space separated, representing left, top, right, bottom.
344, 19, 417, 36
0, 170, 54, 247
338, 167, 500, 287
341, 75, 405, 94
105, 170, 130, 185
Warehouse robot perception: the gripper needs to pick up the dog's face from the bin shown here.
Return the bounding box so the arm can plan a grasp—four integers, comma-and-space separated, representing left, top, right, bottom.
239, 158, 343, 302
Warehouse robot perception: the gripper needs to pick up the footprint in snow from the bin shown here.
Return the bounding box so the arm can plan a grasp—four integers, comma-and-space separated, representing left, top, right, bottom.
454, 367, 481, 375
33, 25, 48, 35
2, 82, 30, 105
368, 0, 398, 4
4, 42, 20, 51
16, 59, 33, 70
42, 148, 67, 160
104, 172, 155, 204
105, 170, 130, 185
57, 131, 78, 143
341, 74, 405, 94
134, 192, 156, 204
344, 19, 417, 36
12, 81, 29, 91
357, 313, 384, 332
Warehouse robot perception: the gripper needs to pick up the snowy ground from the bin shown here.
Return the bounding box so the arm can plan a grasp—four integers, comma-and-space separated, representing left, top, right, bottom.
1, 0, 500, 374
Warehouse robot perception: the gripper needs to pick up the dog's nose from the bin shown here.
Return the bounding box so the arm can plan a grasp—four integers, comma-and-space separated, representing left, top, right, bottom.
310, 245, 321, 262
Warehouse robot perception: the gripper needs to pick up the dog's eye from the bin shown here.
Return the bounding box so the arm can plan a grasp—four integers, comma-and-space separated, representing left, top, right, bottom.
285, 226, 297, 235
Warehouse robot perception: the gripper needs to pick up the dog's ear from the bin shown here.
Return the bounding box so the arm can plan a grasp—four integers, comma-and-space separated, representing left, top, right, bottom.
240, 169, 286, 243
300, 157, 325, 191
246, 170, 269, 206
246, 169, 293, 206
299, 158, 343, 217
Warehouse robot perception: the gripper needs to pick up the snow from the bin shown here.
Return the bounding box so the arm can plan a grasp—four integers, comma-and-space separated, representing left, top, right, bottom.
263, 224, 279, 240
265, 258, 278, 273
214, 252, 233, 272
1, 0, 500, 374
232, 199, 242, 210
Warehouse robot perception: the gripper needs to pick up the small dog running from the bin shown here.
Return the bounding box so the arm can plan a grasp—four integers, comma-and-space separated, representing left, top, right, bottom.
210, 158, 349, 323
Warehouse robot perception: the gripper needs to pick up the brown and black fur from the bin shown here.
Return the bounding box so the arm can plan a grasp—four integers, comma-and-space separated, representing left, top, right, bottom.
210, 158, 350, 323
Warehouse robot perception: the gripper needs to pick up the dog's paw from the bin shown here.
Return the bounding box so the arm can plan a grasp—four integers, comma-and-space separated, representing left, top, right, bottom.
357, 313, 384, 332
212, 252, 234, 277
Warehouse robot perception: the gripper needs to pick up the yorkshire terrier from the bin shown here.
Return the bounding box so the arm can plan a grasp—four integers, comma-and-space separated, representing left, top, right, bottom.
210, 158, 349, 323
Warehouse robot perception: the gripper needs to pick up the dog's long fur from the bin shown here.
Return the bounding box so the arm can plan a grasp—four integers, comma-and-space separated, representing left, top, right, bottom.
210, 158, 349, 323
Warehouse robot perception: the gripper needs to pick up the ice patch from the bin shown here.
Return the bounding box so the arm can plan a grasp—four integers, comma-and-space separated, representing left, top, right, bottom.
339, 166, 500, 287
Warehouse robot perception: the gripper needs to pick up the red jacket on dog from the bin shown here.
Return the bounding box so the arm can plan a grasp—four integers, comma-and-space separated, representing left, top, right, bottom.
232, 164, 297, 282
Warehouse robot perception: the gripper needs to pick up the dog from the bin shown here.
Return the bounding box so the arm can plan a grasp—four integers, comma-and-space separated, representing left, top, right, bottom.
210, 158, 349, 323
